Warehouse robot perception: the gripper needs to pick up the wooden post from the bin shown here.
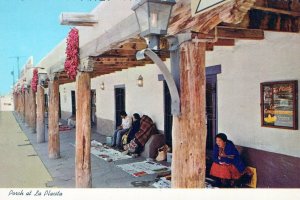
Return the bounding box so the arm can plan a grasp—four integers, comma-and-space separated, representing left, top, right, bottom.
27, 89, 37, 132
31, 89, 37, 132
26, 90, 28, 123
25, 90, 29, 124
75, 72, 92, 188
171, 41, 207, 188
18, 93, 21, 116
13, 93, 16, 112
21, 91, 25, 121
36, 85, 45, 143
16, 93, 19, 114
48, 76, 60, 159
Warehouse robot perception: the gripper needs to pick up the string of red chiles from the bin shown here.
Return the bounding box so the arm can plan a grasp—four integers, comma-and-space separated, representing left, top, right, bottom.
64, 28, 79, 80
31, 68, 38, 93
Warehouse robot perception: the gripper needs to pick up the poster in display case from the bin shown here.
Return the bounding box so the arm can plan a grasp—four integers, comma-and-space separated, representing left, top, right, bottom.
261, 80, 298, 130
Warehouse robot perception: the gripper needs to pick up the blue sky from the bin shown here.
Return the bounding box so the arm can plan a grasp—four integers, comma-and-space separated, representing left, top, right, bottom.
0, 0, 99, 95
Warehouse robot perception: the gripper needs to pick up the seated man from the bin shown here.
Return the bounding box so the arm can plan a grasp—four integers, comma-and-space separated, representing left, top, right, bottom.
111, 111, 132, 149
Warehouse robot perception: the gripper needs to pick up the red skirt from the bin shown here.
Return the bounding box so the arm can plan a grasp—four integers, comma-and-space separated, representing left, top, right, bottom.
210, 162, 242, 180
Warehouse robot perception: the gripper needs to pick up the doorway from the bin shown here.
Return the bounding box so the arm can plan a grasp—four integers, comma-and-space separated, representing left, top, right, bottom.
59, 92, 61, 118
206, 74, 217, 151
164, 81, 172, 147
115, 86, 125, 128
163, 65, 220, 150
71, 91, 76, 116
44, 94, 48, 115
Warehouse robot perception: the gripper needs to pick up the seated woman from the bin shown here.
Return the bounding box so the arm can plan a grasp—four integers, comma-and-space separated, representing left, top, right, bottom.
124, 115, 156, 155
210, 133, 246, 187
127, 113, 141, 143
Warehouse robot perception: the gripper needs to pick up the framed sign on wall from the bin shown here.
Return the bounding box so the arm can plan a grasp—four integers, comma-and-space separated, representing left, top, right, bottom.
260, 80, 298, 130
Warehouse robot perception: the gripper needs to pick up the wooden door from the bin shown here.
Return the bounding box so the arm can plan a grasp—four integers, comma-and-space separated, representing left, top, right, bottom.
114, 87, 125, 128
163, 75, 218, 150
206, 75, 217, 151
71, 91, 76, 116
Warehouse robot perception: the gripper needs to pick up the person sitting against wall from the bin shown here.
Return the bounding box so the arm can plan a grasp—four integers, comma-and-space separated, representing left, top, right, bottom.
111, 111, 132, 149
127, 113, 141, 142
123, 115, 156, 155
210, 133, 246, 187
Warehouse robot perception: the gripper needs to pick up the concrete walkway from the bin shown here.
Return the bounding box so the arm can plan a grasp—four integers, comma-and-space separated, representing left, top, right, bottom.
13, 112, 159, 188
0, 112, 52, 188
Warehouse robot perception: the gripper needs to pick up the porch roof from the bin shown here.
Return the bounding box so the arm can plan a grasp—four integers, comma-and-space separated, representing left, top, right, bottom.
37, 0, 300, 86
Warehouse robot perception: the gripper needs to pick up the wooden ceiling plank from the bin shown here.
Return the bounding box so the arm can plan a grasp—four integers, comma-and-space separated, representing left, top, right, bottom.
216, 26, 264, 40
252, 6, 300, 17
117, 42, 147, 51
194, 26, 264, 40
214, 39, 235, 46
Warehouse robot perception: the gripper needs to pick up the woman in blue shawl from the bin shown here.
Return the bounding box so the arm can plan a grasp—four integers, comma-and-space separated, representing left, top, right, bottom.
210, 133, 246, 187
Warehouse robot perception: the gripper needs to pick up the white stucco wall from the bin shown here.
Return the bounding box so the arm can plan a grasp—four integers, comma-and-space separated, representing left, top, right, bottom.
59, 31, 300, 158
37, 0, 134, 71
206, 31, 300, 157
60, 60, 168, 132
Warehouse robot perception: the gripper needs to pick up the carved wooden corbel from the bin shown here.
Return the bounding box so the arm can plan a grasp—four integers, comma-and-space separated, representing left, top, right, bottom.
222, 0, 256, 24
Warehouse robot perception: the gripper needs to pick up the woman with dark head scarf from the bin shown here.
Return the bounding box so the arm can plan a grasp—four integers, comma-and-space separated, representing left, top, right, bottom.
127, 113, 141, 142
210, 133, 246, 187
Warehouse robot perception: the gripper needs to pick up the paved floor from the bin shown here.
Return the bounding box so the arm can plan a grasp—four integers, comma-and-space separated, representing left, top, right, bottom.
13, 112, 160, 188
0, 112, 52, 188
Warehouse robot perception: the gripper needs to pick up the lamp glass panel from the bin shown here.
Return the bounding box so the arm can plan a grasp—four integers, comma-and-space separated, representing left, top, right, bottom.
135, 2, 149, 33
149, 2, 172, 34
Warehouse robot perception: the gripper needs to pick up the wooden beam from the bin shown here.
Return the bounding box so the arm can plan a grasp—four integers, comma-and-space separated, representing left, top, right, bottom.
93, 66, 127, 71
246, 9, 300, 32
252, 6, 300, 17
93, 56, 137, 62
194, 26, 265, 40
214, 39, 235, 46
60, 13, 98, 26
92, 69, 124, 74
214, 26, 264, 40
36, 85, 45, 143
205, 39, 235, 51
206, 43, 214, 51
117, 42, 147, 51
58, 80, 75, 85
75, 72, 92, 188
103, 49, 138, 56
172, 41, 207, 188
90, 71, 124, 78
255, 0, 300, 12
169, 0, 255, 34
48, 78, 60, 159
49, 0, 254, 74
94, 60, 153, 66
